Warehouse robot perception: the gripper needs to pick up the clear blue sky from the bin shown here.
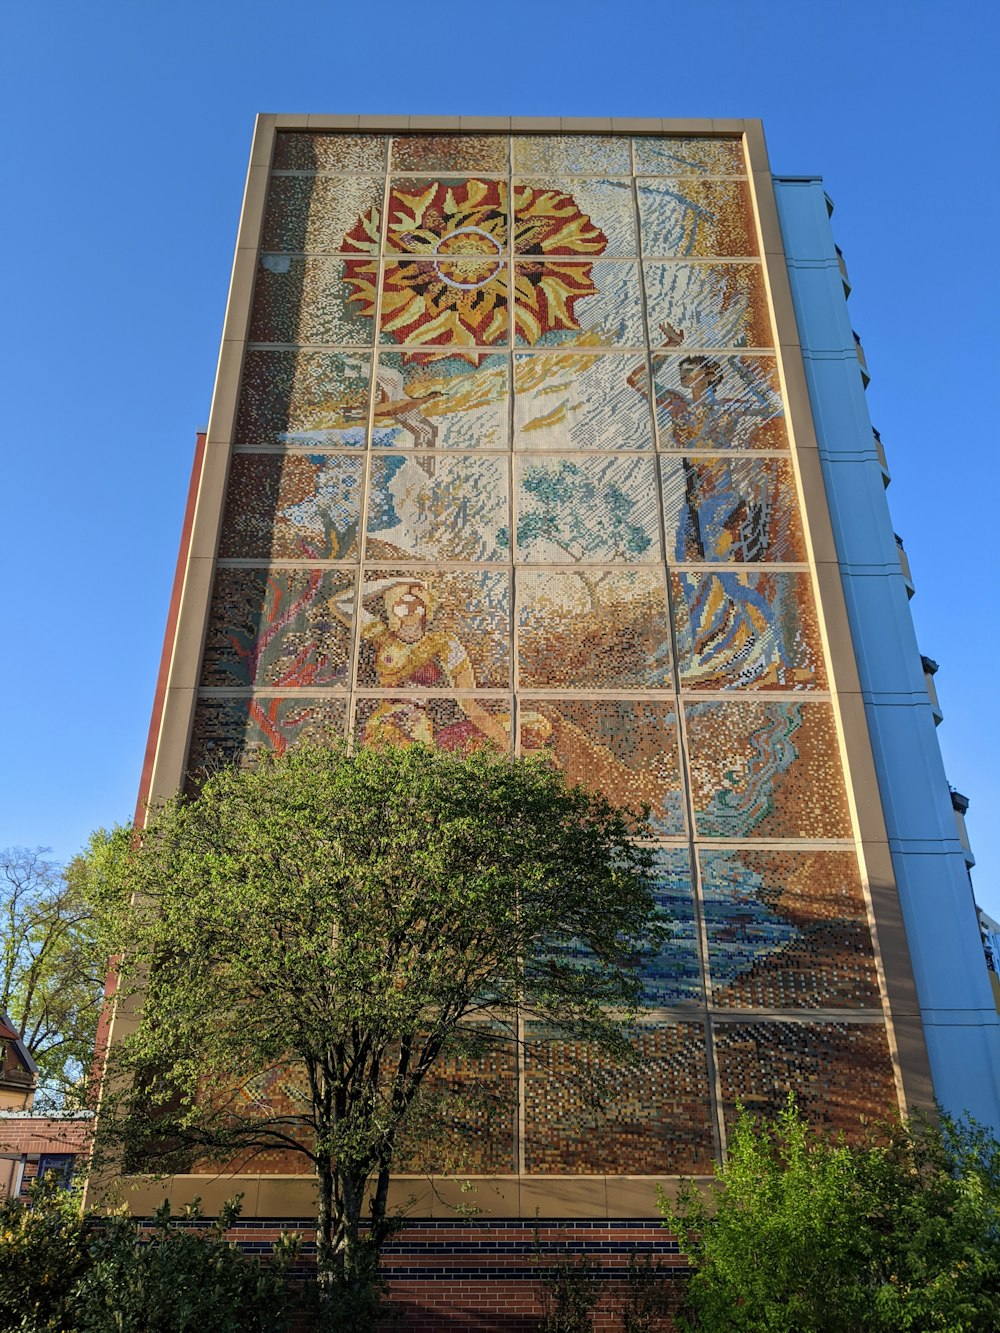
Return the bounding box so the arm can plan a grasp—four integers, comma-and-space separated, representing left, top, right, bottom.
2, 1, 998, 910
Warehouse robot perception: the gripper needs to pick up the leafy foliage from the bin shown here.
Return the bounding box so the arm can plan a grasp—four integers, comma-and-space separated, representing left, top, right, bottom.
0, 1179, 91, 1331
1, 844, 107, 1107
94, 741, 661, 1317
73, 1195, 292, 1333
0, 1184, 292, 1333
659, 1095, 1000, 1332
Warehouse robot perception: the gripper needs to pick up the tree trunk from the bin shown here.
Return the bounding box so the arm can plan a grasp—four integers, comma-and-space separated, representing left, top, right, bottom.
315, 1155, 340, 1308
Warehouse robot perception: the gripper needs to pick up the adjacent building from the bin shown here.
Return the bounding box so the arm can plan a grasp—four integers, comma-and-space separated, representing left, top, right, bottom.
103, 116, 1000, 1321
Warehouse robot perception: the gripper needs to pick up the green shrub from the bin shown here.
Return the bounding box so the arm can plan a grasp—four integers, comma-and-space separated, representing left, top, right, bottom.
0, 1187, 294, 1333
659, 1097, 1000, 1333
72, 1195, 293, 1333
0, 1179, 90, 1332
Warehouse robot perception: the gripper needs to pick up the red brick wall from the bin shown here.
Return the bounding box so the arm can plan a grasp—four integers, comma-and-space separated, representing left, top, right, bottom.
204, 1217, 688, 1331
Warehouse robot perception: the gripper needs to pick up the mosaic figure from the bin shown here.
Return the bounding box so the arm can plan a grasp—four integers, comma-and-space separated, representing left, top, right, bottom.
357, 578, 508, 751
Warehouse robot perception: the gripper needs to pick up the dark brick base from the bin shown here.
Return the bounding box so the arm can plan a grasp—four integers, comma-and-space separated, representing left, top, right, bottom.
191, 1217, 687, 1330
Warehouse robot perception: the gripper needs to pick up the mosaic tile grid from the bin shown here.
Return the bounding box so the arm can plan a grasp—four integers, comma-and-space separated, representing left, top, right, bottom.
354, 695, 511, 753
523, 1021, 715, 1174
644, 262, 772, 349
393, 1038, 517, 1175
515, 260, 643, 347
650, 354, 787, 451
201, 567, 355, 689
219, 454, 364, 561
261, 176, 384, 254
234, 350, 371, 447
685, 701, 853, 839
517, 569, 672, 690
700, 849, 879, 1010
273, 132, 387, 173
365, 454, 510, 563
379, 258, 509, 351
518, 700, 684, 833
662, 457, 806, 564
373, 352, 508, 450
641, 850, 701, 1006
515, 456, 661, 564
634, 136, 747, 176
357, 569, 510, 690
513, 179, 636, 257
391, 134, 507, 173
512, 135, 632, 176
249, 255, 376, 346
191, 133, 902, 1175
713, 1021, 897, 1139
187, 696, 348, 776
384, 178, 508, 255
513, 353, 653, 451
671, 570, 826, 691
637, 179, 757, 258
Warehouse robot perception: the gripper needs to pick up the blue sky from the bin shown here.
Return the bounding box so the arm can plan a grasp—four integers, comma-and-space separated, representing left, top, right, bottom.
1, 0, 998, 910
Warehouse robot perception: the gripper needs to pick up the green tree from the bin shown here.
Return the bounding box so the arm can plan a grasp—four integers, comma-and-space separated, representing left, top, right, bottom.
93, 742, 661, 1324
659, 1095, 1000, 1332
1, 843, 107, 1107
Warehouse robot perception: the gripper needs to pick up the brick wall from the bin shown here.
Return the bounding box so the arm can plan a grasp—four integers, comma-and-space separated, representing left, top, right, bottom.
181, 1217, 688, 1331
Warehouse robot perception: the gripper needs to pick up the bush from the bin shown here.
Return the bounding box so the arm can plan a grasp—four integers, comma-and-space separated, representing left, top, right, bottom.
659, 1096, 1000, 1332
0, 1179, 90, 1332
0, 1187, 294, 1333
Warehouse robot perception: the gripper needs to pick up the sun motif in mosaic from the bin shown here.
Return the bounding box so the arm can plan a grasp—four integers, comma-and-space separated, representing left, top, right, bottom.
382, 178, 508, 256
340, 181, 608, 358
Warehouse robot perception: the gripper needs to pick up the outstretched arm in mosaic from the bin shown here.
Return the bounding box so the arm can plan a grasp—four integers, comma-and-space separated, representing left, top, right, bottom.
92, 743, 661, 1312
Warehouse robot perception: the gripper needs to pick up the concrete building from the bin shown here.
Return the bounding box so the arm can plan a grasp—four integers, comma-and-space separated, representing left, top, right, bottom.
103, 117, 1000, 1322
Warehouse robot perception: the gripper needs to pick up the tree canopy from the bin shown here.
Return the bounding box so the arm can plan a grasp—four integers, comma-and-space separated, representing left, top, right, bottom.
1, 843, 107, 1107
660, 1095, 1000, 1332
94, 741, 663, 1315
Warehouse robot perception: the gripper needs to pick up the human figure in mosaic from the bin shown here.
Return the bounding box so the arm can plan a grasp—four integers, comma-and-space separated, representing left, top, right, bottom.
358, 580, 508, 750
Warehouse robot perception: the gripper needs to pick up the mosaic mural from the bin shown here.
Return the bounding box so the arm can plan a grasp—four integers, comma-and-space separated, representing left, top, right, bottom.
712, 1021, 896, 1139
219, 453, 363, 560
685, 700, 852, 839
700, 849, 879, 1010
187, 130, 900, 1173
523, 1021, 715, 1174
517, 568, 671, 690
671, 570, 825, 691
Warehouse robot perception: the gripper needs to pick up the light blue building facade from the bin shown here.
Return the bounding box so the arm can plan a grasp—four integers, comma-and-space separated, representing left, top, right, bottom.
775, 176, 1000, 1127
